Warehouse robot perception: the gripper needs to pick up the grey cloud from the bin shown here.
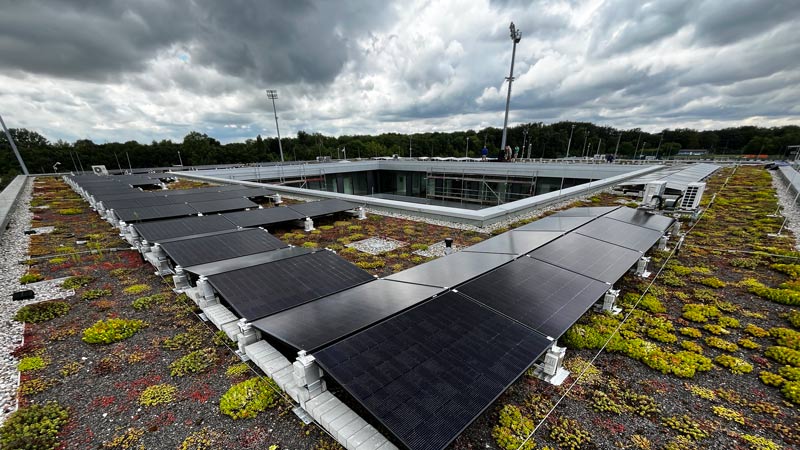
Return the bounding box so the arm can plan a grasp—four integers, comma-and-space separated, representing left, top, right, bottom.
689, 1, 800, 46
0, 0, 394, 85
589, 0, 692, 57
0, 0, 193, 80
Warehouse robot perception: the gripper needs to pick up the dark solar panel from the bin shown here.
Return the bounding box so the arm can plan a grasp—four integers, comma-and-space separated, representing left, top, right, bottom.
550, 206, 619, 217
207, 250, 374, 320
94, 192, 153, 201
252, 280, 443, 351
226, 187, 276, 197
458, 257, 610, 338
462, 231, 563, 255
189, 197, 258, 213
604, 207, 675, 232
221, 207, 304, 228
288, 199, 356, 217
515, 215, 594, 232
183, 247, 314, 277
313, 291, 552, 450
133, 214, 237, 242
574, 217, 664, 252
385, 252, 516, 288
159, 228, 287, 267
114, 203, 198, 222
529, 233, 642, 283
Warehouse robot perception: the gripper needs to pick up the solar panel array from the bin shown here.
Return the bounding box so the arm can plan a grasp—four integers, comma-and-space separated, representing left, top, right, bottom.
616, 163, 720, 192
206, 250, 375, 320
312, 205, 674, 450
133, 199, 357, 242
314, 292, 553, 450
66, 174, 677, 450
158, 228, 288, 268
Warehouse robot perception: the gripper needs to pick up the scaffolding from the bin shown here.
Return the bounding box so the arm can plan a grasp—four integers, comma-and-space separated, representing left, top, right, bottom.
425, 169, 538, 206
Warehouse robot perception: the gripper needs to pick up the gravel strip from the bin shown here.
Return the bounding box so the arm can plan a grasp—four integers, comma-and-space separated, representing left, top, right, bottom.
413, 240, 465, 258
769, 169, 800, 249
0, 178, 34, 422
346, 237, 407, 255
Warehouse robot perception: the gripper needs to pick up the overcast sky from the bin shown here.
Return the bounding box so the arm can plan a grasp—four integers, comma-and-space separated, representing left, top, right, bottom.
1, 0, 798, 144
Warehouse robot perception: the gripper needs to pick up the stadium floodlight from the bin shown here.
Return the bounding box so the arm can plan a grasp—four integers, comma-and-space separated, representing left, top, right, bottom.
500, 22, 522, 152
266, 90, 285, 163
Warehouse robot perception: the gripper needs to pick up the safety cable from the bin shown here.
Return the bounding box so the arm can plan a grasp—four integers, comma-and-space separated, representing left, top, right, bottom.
516, 166, 737, 449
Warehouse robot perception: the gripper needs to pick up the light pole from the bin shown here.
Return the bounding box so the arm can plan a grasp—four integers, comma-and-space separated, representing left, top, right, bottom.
656, 134, 663, 159
613, 132, 622, 161
500, 22, 522, 152
266, 90, 285, 163
465, 137, 470, 158
52, 162, 60, 173
177, 151, 183, 166
0, 114, 29, 175
582, 130, 588, 158
566, 124, 575, 158
522, 126, 529, 159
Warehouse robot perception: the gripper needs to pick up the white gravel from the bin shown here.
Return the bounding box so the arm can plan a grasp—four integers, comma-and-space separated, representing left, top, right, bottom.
770, 170, 800, 250
346, 237, 407, 255
0, 178, 34, 423
413, 240, 465, 258
0, 180, 77, 424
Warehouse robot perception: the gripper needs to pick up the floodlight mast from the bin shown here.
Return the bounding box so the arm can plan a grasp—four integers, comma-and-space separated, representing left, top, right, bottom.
266, 90, 285, 163
500, 22, 521, 152
0, 114, 29, 175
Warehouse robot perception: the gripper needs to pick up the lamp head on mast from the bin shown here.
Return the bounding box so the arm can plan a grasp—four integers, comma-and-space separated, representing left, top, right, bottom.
509, 22, 521, 43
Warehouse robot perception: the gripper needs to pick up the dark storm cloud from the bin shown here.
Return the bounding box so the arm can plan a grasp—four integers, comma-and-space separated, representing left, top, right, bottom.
0, 0, 392, 84
0, 0, 192, 80
689, 0, 800, 46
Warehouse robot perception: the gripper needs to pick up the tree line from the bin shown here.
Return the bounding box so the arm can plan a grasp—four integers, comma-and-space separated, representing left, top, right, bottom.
2, 123, 799, 190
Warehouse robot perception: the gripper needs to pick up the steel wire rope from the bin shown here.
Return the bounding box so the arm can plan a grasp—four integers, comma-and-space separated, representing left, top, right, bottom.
515, 166, 737, 449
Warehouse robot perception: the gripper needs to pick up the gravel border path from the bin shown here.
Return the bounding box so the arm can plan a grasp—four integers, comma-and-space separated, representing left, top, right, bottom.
769, 169, 800, 249
0, 178, 33, 422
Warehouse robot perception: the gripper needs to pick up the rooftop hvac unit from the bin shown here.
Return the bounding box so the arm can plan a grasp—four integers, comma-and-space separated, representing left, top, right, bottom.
642, 181, 666, 208
680, 182, 706, 210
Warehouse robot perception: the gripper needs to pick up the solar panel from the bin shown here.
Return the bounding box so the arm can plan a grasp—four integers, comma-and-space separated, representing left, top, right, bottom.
529, 233, 642, 283
458, 257, 610, 338
550, 206, 619, 217
252, 280, 443, 351
222, 207, 304, 228
462, 231, 563, 255
188, 197, 258, 213
313, 291, 552, 450
133, 214, 237, 242
183, 247, 314, 277
93, 191, 153, 202
114, 203, 198, 222
206, 250, 374, 320
604, 207, 675, 232
574, 217, 664, 252
514, 215, 595, 232
288, 199, 356, 217
159, 228, 287, 268
385, 252, 515, 288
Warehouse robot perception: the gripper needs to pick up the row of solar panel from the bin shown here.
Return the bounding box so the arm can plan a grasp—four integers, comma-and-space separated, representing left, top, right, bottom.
307, 206, 674, 450
127, 198, 356, 240
617, 163, 719, 191
68, 175, 674, 450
